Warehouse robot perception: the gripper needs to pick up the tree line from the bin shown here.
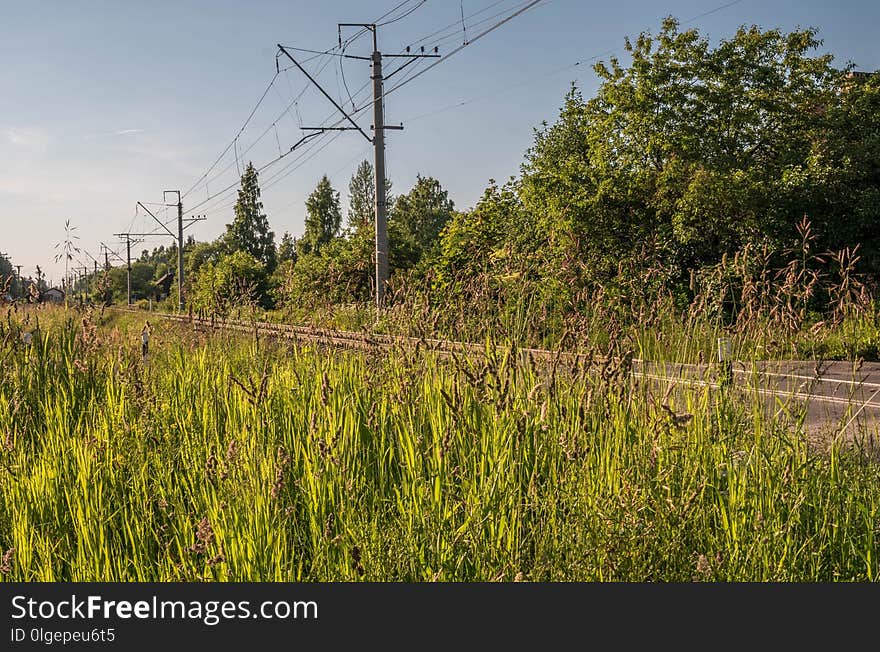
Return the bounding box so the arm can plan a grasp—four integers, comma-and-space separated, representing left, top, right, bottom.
66, 19, 880, 335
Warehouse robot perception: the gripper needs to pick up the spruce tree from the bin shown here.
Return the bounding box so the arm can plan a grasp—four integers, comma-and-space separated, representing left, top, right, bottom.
225, 162, 277, 271
302, 175, 341, 254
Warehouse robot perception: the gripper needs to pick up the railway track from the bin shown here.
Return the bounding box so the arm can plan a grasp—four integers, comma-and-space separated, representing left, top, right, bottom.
134, 308, 617, 366
123, 308, 880, 419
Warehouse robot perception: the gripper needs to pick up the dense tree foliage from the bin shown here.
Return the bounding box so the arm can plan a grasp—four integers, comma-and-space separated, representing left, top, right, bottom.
191, 250, 267, 314
434, 179, 543, 295
301, 175, 342, 255
278, 173, 373, 309
519, 19, 880, 287
224, 162, 276, 271
277, 232, 297, 265
390, 175, 455, 268
0, 254, 13, 287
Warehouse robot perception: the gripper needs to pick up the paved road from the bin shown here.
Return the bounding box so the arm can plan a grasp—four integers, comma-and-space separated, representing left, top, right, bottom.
634, 359, 880, 449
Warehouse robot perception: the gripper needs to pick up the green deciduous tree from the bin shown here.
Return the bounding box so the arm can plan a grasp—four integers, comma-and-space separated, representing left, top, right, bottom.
191, 250, 268, 315
390, 175, 454, 268
280, 234, 374, 309
521, 18, 880, 284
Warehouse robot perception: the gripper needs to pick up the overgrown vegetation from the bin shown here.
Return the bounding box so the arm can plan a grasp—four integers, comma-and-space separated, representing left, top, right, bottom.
1, 306, 879, 581
54, 20, 879, 358
3, 18, 879, 582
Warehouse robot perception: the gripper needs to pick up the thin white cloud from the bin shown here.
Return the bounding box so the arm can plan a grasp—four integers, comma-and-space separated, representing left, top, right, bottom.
81, 128, 145, 141
2, 127, 50, 148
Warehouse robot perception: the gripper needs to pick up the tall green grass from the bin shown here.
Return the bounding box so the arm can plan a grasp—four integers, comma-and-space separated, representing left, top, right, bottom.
0, 306, 878, 581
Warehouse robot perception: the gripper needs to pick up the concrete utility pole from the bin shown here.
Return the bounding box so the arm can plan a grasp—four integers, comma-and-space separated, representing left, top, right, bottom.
128, 198, 203, 313
125, 239, 131, 305
278, 26, 436, 309
112, 234, 136, 305
100, 241, 127, 304
0, 252, 7, 298
371, 46, 389, 307
167, 191, 185, 312
79, 266, 88, 300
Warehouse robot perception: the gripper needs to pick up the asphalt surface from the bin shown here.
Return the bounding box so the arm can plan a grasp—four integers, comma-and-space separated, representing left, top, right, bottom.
634, 359, 880, 449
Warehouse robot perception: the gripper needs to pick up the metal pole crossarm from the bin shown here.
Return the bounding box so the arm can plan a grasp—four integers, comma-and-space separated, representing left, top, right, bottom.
277, 44, 373, 144
338, 22, 378, 51
277, 44, 371, 61
383, 53, 441, 58
136, 201, 176, 238
117, 233, 179, 238
278, 129, 337, 157
163, 190, 185, 312
112, 234, 144, 244
301, 126, 362, 131
183, 216, 206, 233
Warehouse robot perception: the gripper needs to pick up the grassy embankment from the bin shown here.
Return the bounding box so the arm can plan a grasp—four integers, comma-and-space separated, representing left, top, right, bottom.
0, 304, 878, 581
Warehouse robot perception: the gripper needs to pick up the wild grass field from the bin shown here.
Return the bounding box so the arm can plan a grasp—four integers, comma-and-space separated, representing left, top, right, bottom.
0, 304, 879, 581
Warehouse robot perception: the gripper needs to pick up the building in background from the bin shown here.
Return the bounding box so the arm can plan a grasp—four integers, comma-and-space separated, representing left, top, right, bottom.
40, 287, 65, 304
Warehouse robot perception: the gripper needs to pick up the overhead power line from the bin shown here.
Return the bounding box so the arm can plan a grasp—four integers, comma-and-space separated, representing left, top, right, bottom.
398, 0, 746, 126
382, 0, 548, 98
182, 71, 280, 200
377, 0, 428, 26
182, 1, 546, 223
405, 0, 509, 49
158, 0, 548, 253
181, 1, 427, 204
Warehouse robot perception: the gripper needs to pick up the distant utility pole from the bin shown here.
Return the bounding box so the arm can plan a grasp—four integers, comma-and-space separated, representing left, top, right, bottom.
79, 267, 88, 300
125, 238, 131, 305
112, 233, 137, 305
167, 190, 184, 313
85, 252, 101, 300
100, 241, 127, 304
278, 24, 438, 308
99, 242, 125, 272
127, 197, 204, 312
14, 265, 22, 299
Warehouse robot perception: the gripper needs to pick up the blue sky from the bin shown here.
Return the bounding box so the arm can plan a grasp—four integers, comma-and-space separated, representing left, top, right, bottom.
2, 0, 878, 284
